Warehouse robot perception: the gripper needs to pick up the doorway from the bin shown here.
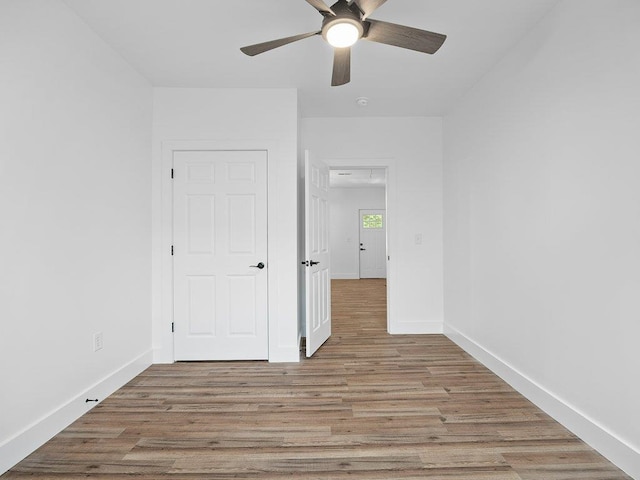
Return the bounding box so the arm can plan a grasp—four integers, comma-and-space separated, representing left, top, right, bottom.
328, 165, 390, 330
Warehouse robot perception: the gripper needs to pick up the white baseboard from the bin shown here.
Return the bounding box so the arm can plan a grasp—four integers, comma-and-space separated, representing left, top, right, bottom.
0, 350, 153, 475
389, 321, 443, 335
444, 324, 639, 479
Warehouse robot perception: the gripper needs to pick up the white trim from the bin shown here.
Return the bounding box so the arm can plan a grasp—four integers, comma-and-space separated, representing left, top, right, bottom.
159, 140, 289, 363
0, 350, 152, 476
444, 323, 640, 479
324, 158, 396, 333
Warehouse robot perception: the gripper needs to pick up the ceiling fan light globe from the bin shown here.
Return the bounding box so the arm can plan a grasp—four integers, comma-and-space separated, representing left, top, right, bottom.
326, 22, 361, 48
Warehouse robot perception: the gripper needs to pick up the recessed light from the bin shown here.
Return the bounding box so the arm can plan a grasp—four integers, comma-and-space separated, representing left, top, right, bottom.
356, 97, 369, 107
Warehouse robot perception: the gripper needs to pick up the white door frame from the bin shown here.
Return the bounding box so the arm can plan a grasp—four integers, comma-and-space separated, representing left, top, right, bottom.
159, 140, 279, 362
325, 158, 395, 333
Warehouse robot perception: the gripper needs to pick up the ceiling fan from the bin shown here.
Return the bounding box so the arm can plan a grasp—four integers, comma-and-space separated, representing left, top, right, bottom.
240, 0, 446, 86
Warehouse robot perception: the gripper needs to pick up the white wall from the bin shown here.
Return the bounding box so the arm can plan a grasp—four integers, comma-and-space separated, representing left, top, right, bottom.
152, 88, 299, 363
302, 117, 443, 333
443, 0, 640, 476
0, 0, 153, 474
330, 187, 386, 279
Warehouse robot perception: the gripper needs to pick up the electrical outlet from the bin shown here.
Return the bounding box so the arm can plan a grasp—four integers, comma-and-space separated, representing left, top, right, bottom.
93, 332, 103, 352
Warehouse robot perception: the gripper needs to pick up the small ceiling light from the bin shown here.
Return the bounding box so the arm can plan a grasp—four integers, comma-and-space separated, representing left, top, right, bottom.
323, 16, 364, 48
356, 97, 369, 107
326, 22, 360, 48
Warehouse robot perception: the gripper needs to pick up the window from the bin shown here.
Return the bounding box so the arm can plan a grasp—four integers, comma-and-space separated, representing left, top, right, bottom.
362, 214, 383, 229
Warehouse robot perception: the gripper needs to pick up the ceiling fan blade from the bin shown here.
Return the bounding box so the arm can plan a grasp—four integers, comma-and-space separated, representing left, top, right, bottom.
305, 0, 335, 16
352, 0, 388, 19
364, 19, 446, 54
331, 47, 351, 86
240, 31, 321, 56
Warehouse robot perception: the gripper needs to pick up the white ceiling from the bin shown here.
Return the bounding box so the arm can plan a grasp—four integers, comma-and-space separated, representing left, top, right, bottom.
63, 0, 560, 117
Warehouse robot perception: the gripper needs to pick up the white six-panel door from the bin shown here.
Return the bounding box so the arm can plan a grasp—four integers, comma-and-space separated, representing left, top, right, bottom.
305, 151, 331, 357
173, 150, 268, 360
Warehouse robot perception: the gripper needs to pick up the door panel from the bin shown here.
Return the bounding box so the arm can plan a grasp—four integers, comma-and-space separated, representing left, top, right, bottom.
228, 195, 256, 253
305, 151, 331, 357
173, 150, 268, 360
227, 276, 256, 335
187, 275, 216, 335
187, 195, 215, 254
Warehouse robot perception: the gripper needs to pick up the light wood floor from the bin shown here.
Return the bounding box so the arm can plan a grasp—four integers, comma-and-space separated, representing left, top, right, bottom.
4, 279, 630, 479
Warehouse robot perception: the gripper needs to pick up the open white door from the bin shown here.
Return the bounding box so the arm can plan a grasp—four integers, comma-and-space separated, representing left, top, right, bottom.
304, 151, 331, 357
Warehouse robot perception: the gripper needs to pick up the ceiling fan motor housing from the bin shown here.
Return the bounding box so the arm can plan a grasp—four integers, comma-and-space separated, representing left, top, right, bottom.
321, 1, 366, 44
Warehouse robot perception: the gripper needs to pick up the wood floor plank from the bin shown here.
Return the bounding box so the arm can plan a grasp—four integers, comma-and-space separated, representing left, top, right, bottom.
2, 279, 631, 479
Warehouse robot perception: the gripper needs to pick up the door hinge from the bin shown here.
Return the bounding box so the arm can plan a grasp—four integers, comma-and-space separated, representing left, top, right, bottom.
171, 322, 174, 333
171, 245, 174, 256
171, 168, 174, 179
